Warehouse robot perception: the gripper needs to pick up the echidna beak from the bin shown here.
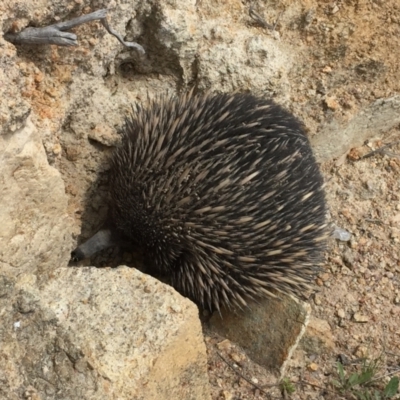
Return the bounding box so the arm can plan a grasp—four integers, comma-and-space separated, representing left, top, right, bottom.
69, 229, 115, 264
70, 248, 85, 263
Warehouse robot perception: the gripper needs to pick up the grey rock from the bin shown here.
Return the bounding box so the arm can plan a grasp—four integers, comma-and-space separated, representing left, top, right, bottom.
312, 95, 400, 162
210, 295, 311, 375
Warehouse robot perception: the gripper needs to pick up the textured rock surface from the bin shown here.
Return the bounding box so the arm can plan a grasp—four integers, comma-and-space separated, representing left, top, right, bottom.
0, 118, 71, 280
312, 95, 400, 162
209, 295, 311, 375
0, 267, 210, 400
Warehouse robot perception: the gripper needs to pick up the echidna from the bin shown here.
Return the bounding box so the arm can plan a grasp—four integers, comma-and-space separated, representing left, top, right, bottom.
71, 91, 328, 312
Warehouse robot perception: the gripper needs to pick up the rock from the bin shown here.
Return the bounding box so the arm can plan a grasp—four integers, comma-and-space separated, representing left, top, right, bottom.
196, 31, 292, 102
0, 41, 31, 135
209, 295, 311, 375
312, 95, 400, 162
0, 267, 210, 400
353, 312, 369, 323
324, 96, 340, 110
0, 118, 71, 280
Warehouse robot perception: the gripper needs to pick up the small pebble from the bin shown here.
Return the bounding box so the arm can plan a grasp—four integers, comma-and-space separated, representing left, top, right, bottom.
220, 390, 233, 400
324, 96, 340, 110
230, 352, 242, 363
217, 339, 232, 352
354, 345, 368, 358
337, 309, 345, 318
308, 362, 319, 371
330, 3, 340, 14
332, 225, 352, 241
52, 143, 62, 155
353, 312, 369, 322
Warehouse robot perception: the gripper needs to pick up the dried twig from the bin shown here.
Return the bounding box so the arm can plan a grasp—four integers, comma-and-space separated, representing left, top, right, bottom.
359, 139, 400, 160
369, 367, 400, 384
249, 5, 282, 31
4, 9, 145, 54
364, 218, 384, 225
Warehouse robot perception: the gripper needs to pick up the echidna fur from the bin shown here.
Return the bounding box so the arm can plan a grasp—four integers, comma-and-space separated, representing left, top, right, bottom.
75, 91, 329, 312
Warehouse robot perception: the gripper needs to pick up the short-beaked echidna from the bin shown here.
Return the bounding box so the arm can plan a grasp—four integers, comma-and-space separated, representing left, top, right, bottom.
71, 91, 328, 312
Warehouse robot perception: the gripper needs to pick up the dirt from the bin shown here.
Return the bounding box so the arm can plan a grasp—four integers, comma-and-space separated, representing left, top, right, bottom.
204, 1, 400, 399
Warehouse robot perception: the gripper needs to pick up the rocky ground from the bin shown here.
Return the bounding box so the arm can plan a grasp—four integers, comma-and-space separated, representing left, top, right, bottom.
1, 0, 399, 398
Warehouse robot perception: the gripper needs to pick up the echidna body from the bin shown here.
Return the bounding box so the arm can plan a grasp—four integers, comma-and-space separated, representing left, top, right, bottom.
72, 91, 328, 312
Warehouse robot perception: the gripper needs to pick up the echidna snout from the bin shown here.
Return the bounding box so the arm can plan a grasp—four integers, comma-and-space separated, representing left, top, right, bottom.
70, 229, 114, 262
71, 91, 329, 312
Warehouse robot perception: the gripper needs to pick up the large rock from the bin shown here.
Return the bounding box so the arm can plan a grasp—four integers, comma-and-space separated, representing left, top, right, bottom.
0, 118, 71, 280
0, 267, 210, 400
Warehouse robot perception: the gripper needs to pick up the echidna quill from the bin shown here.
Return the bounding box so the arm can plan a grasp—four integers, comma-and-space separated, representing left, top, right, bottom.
71, 91, 329, 312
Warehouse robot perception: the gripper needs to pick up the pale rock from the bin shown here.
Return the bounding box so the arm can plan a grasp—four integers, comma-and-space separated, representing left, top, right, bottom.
0, 118, 71, 279
0, 267, 210, 400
